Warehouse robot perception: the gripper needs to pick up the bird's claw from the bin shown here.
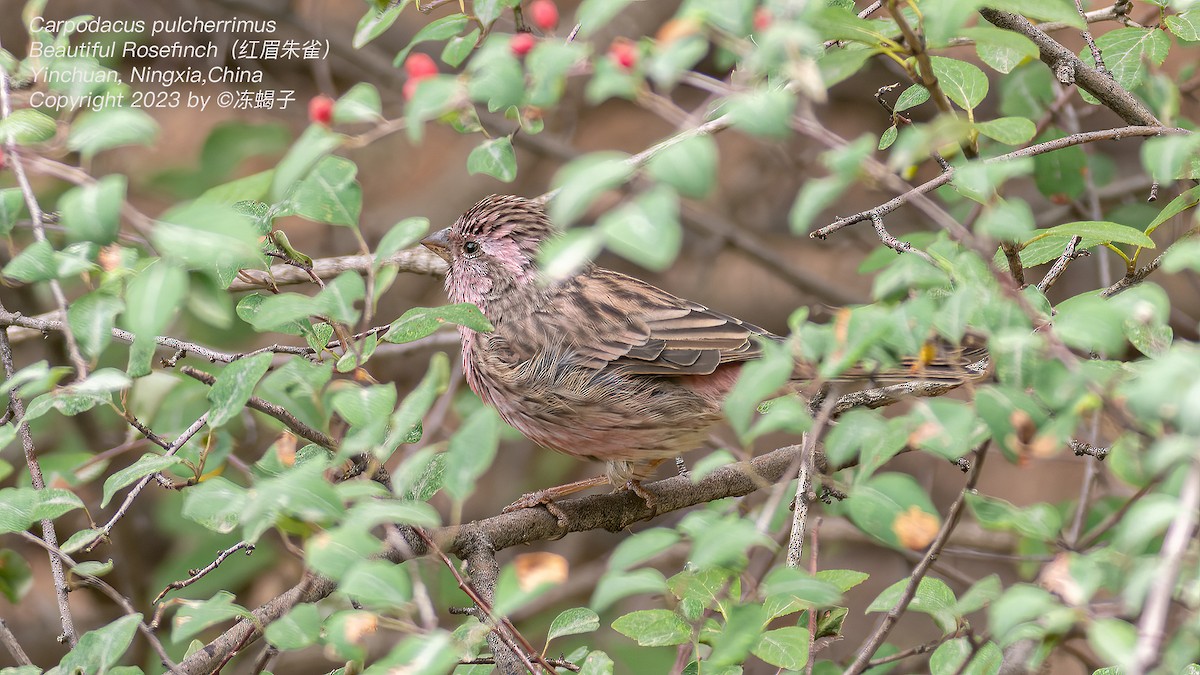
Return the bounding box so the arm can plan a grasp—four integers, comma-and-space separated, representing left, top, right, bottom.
503, 491, 570, 530
624, 480, 658, 518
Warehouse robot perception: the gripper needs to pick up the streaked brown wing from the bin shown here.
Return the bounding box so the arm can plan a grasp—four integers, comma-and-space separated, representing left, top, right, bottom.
554, 268, 780, 376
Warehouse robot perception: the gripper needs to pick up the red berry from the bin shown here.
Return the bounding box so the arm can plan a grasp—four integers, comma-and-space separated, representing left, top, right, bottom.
308, 95, 334, 125
608, 40, 637, 70
404, 52, 438, 79
529, 0, 559, 31
510, 32, 536, 57
403, 78, 420, 101
753, 7, 773, 31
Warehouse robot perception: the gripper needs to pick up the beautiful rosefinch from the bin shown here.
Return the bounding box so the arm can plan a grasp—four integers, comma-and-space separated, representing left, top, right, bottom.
422, 195, 983, 513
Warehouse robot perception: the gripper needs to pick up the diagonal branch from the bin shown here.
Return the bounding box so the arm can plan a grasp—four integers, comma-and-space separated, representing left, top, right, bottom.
978, 9, 1160, 127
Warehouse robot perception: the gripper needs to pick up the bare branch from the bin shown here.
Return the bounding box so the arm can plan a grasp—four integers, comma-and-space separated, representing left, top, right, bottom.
1129, 459, 1200, 674
813, 126, 1189, 240
843, 443, 990, 674
0, 304, 78, 646
154, 542, 256, 604
979, 9, 1160, 126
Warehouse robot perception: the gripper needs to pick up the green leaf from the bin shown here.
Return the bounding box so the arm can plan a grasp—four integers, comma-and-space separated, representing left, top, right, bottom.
1141, 133, 1200, 183
591, 568, 666, 613
67, 108, 158, 159
611, 609, 691, 647
868, 577, 959, 633
181, 477, 248, 534
1145, 185, 1200, 238
724, 340, 794, 442
539, 226, 605, 280
575, 0, 634, 37
344, 499, 440, 529
442, 27, 481, 67
405, 75, 463, 142
317, 270, 366, 325
466, 136, 517, 182
100, 453, 185, 508
0, 549, 33, 603
1032, 129, 1086, 199
264, 603, 321, 651
1166, 9, 1200, 41
60, 175, 126, 245
340, 560, 412, 610
0, 108, 56, 144
208, 352, 274, 427
599, 186, 682, 271
1030, 220, 1154, 249
930, 56, 988, 110
474, 0, 518, 26
609, 528, 680, 571
965, 493, 1063, 541
2, 240, 59, 283
304, 525, 383, 579
396, 13, 470, 65
0, 188, 25, 237
549, 151, 634, 226
333, 83, 382, 123
645, 135, 718, 199
548, 607, 601, 643
0, 487, 84, 533
725, 87, 797, 138
289, 155, 362, 227
1088, 619, 1137, 672
382, 352, 449, 461
270, 124, 342, 203
375, 217, 430, 269
879, 125, 898, 150
752, 626, 811, 670
172, 591, 251, 643
963, 26, 1038, 74
353, 0, 407, 48
845, 472, 941, 550
895, 83, 930, 112
1080, 27, 1169, 104
526, 41, 587, 108
122, 261, 188, 376
383, 303, 492, 343
974, 117, 1036, 145
153, 201, 264, 284
58, 613, 142, 675
442, 406, 500, 501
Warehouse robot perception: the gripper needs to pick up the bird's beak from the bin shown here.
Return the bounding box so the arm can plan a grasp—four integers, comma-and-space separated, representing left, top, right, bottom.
421, 228, 452, 262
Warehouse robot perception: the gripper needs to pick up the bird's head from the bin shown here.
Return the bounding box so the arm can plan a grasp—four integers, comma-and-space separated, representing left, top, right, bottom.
421, 194, 555, 309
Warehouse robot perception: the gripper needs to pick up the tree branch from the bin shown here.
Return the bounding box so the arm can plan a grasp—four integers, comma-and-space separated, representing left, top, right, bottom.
978, 9, 1160, 127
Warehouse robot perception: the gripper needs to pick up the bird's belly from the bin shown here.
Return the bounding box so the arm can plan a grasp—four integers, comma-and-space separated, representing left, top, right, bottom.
463, 348, 720, 463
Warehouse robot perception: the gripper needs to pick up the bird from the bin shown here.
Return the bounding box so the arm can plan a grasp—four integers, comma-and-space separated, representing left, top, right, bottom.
421, 194, 985, 518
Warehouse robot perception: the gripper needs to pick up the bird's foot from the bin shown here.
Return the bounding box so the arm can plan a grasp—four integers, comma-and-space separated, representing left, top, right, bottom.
623, 479, 659, 518
502, 474, 611, 530
503, 490, 570, 530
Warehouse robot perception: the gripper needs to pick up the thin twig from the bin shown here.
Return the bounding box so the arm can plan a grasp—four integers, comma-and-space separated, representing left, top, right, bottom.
178, 366, 338, 449
1037, 235, 1087, 293
0, 68, 89, 379
0, 618, 32, 666
1073, 0, 1109, 75
154, 542, 255, 603
0, 307, 78, 646
89, 413, 210, 551
979, 9, 1160, 126
813, 126, 1189, 239
18, 531, 183, 673
843, 443, 990, 674
1128, 459, 1200, 674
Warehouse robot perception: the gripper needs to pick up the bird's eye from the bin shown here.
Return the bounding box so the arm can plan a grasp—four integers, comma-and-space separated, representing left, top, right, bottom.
463, 241, 481, 255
